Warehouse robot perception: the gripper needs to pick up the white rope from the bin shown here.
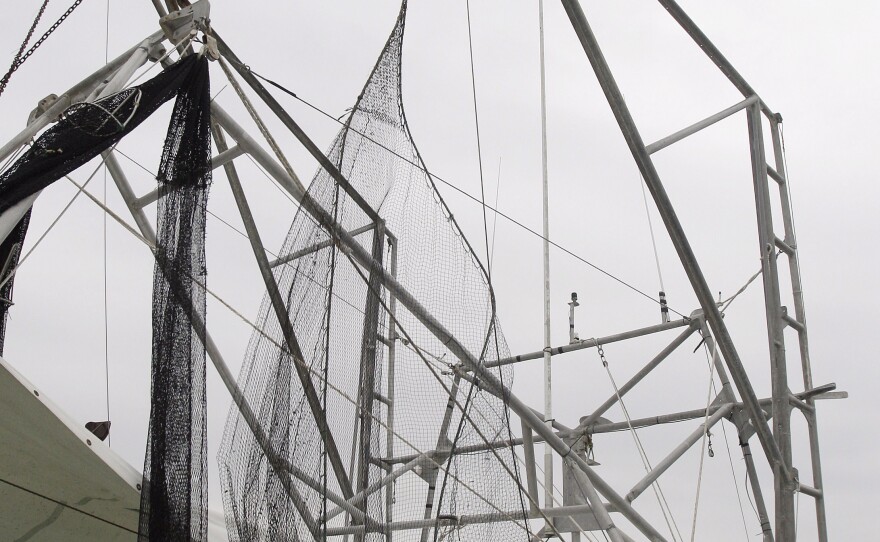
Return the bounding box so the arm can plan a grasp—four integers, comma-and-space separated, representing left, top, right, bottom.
596, 343, 682, 541
690, 335, 719, 541
719, 266, 762, 313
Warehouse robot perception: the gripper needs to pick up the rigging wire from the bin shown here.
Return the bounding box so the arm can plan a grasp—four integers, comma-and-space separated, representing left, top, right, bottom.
489, 156, 502, 268
637, 172, 671, 323
102, 0, 112, 446
742, 463, 762, 527
216, 56, 304, 197
0, 144, 27, 176
594, 343, 683, 541
464, 0, 492, 279
221, 59, 687, 318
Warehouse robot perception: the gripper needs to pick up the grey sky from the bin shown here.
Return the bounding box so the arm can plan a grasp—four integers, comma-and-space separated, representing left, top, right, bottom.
0, 1, 875, 540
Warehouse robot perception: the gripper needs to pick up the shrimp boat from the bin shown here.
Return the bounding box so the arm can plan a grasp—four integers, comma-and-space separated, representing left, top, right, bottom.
0, 1, 843, 540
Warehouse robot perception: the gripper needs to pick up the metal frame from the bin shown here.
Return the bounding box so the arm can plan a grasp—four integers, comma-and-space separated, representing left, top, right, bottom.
0, 1, 838, 540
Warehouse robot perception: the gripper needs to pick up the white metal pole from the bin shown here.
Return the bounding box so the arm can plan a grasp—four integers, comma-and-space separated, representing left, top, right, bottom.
538, 0, 554, 523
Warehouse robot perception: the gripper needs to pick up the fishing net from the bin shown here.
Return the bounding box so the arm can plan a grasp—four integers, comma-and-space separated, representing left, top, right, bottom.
218, 3, 529, 541
0, 52, 213, 540
138, 54, 212, 541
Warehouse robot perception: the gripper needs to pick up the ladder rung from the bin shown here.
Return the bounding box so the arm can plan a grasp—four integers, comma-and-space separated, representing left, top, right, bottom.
781, 307, 805, 333
774, 236, 796, 255
767, 164, 785, 184
799, 483, 823, 499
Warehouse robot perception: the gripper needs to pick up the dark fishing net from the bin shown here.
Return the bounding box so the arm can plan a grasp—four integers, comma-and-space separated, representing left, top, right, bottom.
138, 54, 212, 541
0, 210, 30, 356
219, 3, 529, 540
0, 53, 212, 538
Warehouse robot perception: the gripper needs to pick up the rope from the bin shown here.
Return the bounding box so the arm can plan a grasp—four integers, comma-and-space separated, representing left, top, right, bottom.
690, 336, 719, 541
0, 0, 85, 99
719, 266, 762, 313
595, 343, 682, 541
219, 58, 688, 318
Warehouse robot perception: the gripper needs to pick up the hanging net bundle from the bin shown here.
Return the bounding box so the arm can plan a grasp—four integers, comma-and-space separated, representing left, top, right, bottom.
0, 53, 212, 540
218, 4, 529, 541
0, 53, 208, 358
138, 54, 212, 541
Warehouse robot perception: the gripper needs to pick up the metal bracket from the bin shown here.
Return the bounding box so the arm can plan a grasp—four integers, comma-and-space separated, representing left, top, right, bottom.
160, 0, 211, 42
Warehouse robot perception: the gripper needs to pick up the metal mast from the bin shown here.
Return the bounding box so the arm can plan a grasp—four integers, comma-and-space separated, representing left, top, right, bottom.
537, 0, 555, 534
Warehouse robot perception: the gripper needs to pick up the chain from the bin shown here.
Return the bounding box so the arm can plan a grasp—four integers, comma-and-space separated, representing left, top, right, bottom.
597, 343, 608, 367
0, 0, 51, 98
0, 0, 85, 98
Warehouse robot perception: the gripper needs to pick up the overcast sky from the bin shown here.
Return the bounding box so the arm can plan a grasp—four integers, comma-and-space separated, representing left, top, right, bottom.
0, 1, 876, 540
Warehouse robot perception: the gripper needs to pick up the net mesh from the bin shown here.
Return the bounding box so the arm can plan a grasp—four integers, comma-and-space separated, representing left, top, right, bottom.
219, 4, 529, 541
138, 54, 212, 541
